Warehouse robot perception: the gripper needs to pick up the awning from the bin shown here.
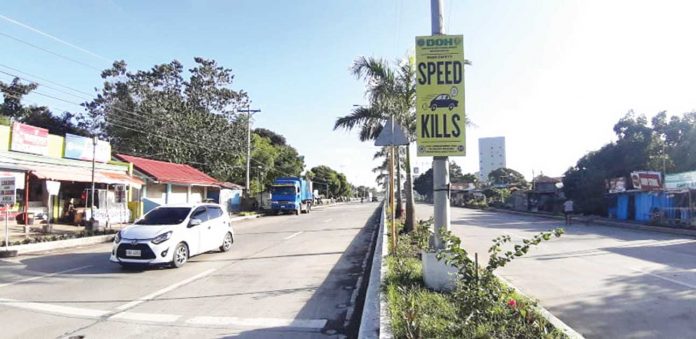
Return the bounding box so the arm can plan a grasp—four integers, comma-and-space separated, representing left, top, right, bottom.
31, 166, 144, 188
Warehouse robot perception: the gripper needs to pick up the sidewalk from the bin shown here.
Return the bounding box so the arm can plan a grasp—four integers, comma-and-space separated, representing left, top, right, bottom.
487, 207, 696, 238
1, 219, 125, 245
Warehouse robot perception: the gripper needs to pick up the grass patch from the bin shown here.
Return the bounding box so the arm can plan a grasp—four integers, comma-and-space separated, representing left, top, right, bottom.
384, 218, 568, 339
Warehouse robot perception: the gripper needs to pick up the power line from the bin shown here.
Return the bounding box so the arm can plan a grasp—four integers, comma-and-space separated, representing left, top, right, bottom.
0, 63, 95, 97
0, 69, 91, 101
0, 31, 102, 71
0, 14, 111, 62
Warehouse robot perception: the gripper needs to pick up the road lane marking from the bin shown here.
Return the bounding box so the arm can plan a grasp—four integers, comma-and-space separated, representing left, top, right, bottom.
185, 316, 327, 329
630, 267, 696, 290
0, 265, 92, 289
283, 231, 303, 240
0, 297, 108, 318
324, 218, 333, 223
109, 311, 181, 323
115, 268, 216, 311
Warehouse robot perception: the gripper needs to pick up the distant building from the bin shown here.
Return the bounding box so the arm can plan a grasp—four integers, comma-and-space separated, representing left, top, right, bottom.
478, 137, 506, 183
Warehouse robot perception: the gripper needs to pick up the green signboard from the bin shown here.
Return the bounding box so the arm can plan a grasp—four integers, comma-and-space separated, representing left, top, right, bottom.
415, 34, 466, 157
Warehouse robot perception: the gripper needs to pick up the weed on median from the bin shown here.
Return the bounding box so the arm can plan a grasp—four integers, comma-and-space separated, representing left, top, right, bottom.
384, 218, 568, 338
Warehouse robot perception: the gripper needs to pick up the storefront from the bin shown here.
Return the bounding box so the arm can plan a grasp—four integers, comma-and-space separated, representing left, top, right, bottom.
115, 154, 221, 214
0, 122, 143, 228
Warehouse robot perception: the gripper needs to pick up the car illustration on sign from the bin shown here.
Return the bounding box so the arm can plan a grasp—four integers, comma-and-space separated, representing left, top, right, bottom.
430, 94, 458, 111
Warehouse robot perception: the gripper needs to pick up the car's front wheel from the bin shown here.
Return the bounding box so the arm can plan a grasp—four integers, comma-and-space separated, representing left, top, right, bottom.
220, 232, 233, 252
448, 103, 455, 110
171, 242, 189, 268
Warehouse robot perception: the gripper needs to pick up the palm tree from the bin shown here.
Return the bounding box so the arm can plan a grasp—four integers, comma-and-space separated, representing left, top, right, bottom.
334, 56, 418, 231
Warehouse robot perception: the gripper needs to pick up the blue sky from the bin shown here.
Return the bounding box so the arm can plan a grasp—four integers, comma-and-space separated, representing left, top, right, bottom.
2, 1, 696, 187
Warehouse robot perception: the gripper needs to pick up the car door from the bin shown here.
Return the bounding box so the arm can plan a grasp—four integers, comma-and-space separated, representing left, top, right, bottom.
188, 206, 209, 255
203, 206, 225, 251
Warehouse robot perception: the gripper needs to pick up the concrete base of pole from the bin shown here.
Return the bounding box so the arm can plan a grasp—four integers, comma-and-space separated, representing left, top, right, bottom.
0, 249, 18, 258
422, 252, 457, 292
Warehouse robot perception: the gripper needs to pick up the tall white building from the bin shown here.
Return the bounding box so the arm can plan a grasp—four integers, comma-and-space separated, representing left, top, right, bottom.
478, 137, 506, 182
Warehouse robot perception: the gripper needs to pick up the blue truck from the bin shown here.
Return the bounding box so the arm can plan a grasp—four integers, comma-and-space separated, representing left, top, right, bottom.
270, 177, 313, 215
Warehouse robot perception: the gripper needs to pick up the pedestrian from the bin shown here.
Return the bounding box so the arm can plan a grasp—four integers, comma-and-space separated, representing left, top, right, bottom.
563, 199, 574, 225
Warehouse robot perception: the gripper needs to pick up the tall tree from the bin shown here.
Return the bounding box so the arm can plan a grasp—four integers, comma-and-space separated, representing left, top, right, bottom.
82, 58, 248, 182
0, 77, 87, 135
334, 57, 417, 230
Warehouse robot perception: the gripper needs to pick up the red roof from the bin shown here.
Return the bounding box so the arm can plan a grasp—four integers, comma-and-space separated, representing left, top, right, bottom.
116, 154, 220, 186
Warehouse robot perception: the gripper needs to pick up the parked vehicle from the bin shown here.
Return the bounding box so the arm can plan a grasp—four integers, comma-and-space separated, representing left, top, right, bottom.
270, 177, 313, 215
429, 94, 458, 111
110, 203, 234, 269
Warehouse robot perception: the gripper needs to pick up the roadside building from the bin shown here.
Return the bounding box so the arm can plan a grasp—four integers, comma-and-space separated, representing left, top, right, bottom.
115, 154, 222, 215
478, 136, 506, 183
0, 122, 142, 228
528, 176, 564, 213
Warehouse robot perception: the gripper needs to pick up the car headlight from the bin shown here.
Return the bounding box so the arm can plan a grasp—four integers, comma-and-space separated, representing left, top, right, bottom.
114, 231, 121, 243
151, 231, 172, 245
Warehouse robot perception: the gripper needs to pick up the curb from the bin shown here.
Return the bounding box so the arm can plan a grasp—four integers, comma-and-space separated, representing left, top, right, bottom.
6, 234, 115, 255
229, 214, 261, 222
488, 208, 696, 238
495, 274, 585, 339
358, 201, 392, 339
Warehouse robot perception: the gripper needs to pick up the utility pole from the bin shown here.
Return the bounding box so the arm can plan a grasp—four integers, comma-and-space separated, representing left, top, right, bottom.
238, 106, 261, 194
431, 0, 451, 250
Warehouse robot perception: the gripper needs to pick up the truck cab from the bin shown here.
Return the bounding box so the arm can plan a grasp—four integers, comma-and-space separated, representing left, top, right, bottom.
270, 177, 313, 215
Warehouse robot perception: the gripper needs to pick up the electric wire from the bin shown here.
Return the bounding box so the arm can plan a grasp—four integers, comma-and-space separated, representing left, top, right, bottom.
0, 31, 102, 71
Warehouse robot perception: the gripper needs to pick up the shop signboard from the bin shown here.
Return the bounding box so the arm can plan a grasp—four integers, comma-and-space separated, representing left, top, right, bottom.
415, 34, 466, 157
0, 171, 25, 190
10, 122, 48, 156
607, 177, 627, 193
665, 170, 696, 190
64, 134, 111, 163
630, 171, 662, 191
0, 176, 16, 205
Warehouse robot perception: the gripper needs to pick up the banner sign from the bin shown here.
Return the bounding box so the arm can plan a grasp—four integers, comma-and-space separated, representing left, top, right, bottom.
0, 176, 16, 205
630, 171, 662, 191
10, 122, 48, 155
415, 34, 466, 157
606, 177, 627, 193
665, 171, 696, 191
64, 134, 111, 163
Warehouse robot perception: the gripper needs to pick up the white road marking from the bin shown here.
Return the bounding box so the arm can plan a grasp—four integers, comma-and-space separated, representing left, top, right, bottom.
0, 297, 108, 318
630, 267, 696, 290
0, 265, 92, 288
116, 268, 216, 311
283, 231, 303, 240
324, 218, 333, 223
109, 311, 181, 323
185, 316, 327, 329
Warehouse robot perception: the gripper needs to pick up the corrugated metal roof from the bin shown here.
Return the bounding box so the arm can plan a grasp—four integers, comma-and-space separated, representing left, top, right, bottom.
116, 154, 220, 186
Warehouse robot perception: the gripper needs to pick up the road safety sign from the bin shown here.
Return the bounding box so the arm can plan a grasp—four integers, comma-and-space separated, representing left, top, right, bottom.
415, 34, 465, 157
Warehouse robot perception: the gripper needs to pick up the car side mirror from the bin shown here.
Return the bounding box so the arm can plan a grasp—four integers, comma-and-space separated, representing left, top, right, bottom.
188, 218, 202, 228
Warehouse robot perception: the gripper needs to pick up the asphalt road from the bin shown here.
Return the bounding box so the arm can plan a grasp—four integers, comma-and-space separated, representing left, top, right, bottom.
0, 202, 380, 339
416, 203, 696, 339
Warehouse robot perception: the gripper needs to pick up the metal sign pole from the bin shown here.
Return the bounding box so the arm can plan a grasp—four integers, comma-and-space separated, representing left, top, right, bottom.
4, 204, 8, 250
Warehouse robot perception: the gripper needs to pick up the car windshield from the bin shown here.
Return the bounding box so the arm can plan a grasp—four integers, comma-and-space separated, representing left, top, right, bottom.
135, 207, 191, 225
272, 186, 296, 195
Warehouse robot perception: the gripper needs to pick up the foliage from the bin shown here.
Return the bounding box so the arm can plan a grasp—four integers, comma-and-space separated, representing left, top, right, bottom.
488, 167, 528, 188
82, 58, 248, 182
0, 78, 88, 136
307, 165, 351, 198
386, 216, 567, 339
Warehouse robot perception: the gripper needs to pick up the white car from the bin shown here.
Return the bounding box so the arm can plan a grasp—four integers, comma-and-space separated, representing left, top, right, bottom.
110, 203, 234, 268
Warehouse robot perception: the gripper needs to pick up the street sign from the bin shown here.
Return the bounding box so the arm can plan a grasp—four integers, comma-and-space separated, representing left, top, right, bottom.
46, 180, 61, 195
0, 176, 16, 205
374, 118, 410, 146
415, 34, 466, 157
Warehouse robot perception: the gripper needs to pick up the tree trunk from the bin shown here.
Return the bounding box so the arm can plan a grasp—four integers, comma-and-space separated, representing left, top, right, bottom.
395, 146, 404, 218
404, 145, 416, 232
